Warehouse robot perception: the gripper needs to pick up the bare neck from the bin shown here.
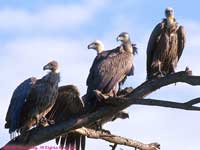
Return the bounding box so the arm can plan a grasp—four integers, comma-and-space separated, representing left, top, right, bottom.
122, 40, 133, 53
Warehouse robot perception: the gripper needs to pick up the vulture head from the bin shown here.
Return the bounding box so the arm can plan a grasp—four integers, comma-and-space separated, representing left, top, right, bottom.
113, 109, 129, 121
88, 40, 104, 54
165, 7, 174, 20
117, 32, 130, 44
43, 60, 59, 73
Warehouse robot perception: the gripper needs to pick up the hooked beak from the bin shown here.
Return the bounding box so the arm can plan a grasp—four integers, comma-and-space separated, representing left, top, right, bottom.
120, 110, 129, 119
88, 43, 95, 49
43, 64, 51, 70
117, 36, 123, 42
126, 113, 130, 119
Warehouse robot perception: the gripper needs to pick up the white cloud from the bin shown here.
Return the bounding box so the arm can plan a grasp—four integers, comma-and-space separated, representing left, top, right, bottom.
1, 1, 200, 150
0, 0, 110, 32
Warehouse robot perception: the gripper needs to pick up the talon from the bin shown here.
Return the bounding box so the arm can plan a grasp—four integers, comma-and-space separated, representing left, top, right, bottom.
48, 119, 55, 125
93, 90, 109, 102
39, 117, 49, 127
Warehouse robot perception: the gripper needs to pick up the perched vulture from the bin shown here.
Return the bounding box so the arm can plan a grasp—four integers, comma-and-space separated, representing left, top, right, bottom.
47, 35, 133, 150
146, 7, 186, 80
47, 85, 129, 150
87, 40, 132, 91
85, 32, 137, 109
5, 61, 60, 139
47, 85, 85, 150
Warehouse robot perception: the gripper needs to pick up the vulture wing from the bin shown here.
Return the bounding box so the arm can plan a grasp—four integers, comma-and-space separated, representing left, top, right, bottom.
5, 77, 37, 133
19, 74, 59, 129
86, 49, 117, 87
147, 22, 164, 78
94, 47, 133, 93
47, 85, 85, 150
177, 25, 186, 60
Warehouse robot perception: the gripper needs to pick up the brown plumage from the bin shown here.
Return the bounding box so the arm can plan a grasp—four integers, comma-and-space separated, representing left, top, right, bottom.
48, 33, 135, 149
47, 85, 129, 150
85, 32, 137, 109
147, 7, 186, 80
46, 85, 85, 150
5, 61, 60, 139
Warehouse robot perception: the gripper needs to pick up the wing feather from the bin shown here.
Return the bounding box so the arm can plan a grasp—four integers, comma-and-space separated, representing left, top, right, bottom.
94, 48, 133, 93
5, 77, 36, 133
47, 85, 85, 150
177, 25, 186, 60
147, 22, 164, 78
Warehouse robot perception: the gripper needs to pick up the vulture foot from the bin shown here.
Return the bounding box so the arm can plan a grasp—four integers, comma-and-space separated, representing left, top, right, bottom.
48, 119, 55, 125
39, 117, 50, 127
93, 90, 109, 102
117, 87, 134, 97
156, 71, 165, 78
94, 122, 111, 134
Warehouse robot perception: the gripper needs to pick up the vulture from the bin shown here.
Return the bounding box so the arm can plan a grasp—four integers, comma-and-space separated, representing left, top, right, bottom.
147, 7, 186, 80
47, 85, 129, 150
47, 85, 85, 150
87, 39, 137, 92
85, 32, 137, 109
5, 60, 60, 139
48, 35, 134, 149
86, 38, 132, 126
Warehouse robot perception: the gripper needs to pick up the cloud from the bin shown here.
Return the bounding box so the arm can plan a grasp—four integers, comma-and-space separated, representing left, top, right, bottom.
0, 0, 110, 32
1, 1, 200, 149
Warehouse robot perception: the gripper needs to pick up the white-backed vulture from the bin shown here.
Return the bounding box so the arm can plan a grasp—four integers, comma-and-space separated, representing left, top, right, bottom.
5, 61, 60, 139
147, 7, 186, 80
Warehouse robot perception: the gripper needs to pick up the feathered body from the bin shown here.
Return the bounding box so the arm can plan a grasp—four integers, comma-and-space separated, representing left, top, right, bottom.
19, 72, 60, 131
47, 85, 129, 150
147, 8, 186, 80
50, 34, 134, 150
85, 33, 136, 108
5, 61, 60, 138
5, 77, 37, 134
47, 85, 85, 150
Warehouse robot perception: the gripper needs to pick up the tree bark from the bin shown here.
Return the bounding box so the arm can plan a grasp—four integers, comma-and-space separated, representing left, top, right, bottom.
75, 127, 160, 150
2, 70, 200, 149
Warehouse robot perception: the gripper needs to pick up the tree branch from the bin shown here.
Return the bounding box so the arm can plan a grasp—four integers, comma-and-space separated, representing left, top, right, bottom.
74, 127, 160, 150
106, 97, 200, 111
2, 70, 200, 149
129, 69, 196, 98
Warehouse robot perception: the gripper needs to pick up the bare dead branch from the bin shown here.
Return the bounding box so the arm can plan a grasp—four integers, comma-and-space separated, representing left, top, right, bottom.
129, 69, 199, 98
2, 70, 200, 149
75, 127, 160, 150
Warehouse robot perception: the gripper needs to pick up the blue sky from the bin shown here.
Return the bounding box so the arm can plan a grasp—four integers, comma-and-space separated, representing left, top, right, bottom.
1, 0, 200, 149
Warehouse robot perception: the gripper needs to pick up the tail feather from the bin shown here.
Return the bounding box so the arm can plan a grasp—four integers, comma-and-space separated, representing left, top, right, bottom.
81, 136, 86, 150
75, 135, 80, 150
56, 137, 60, 145
55, 133, 85, 150
60, 136, 66, 149
10, 131, 17, 140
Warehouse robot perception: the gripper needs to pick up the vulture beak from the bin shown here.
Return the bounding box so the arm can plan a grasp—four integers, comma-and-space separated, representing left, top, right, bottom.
125, 113, 129, 119
43, 64, 51, 71
118, 110, 129, 119
116, 36, 123, 42
122, 111, 129, 119
88, 43, 96, 49
165, 7, 174, 18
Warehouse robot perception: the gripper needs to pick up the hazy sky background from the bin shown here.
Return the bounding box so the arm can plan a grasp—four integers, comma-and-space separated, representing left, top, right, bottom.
1, 0, 200, 149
